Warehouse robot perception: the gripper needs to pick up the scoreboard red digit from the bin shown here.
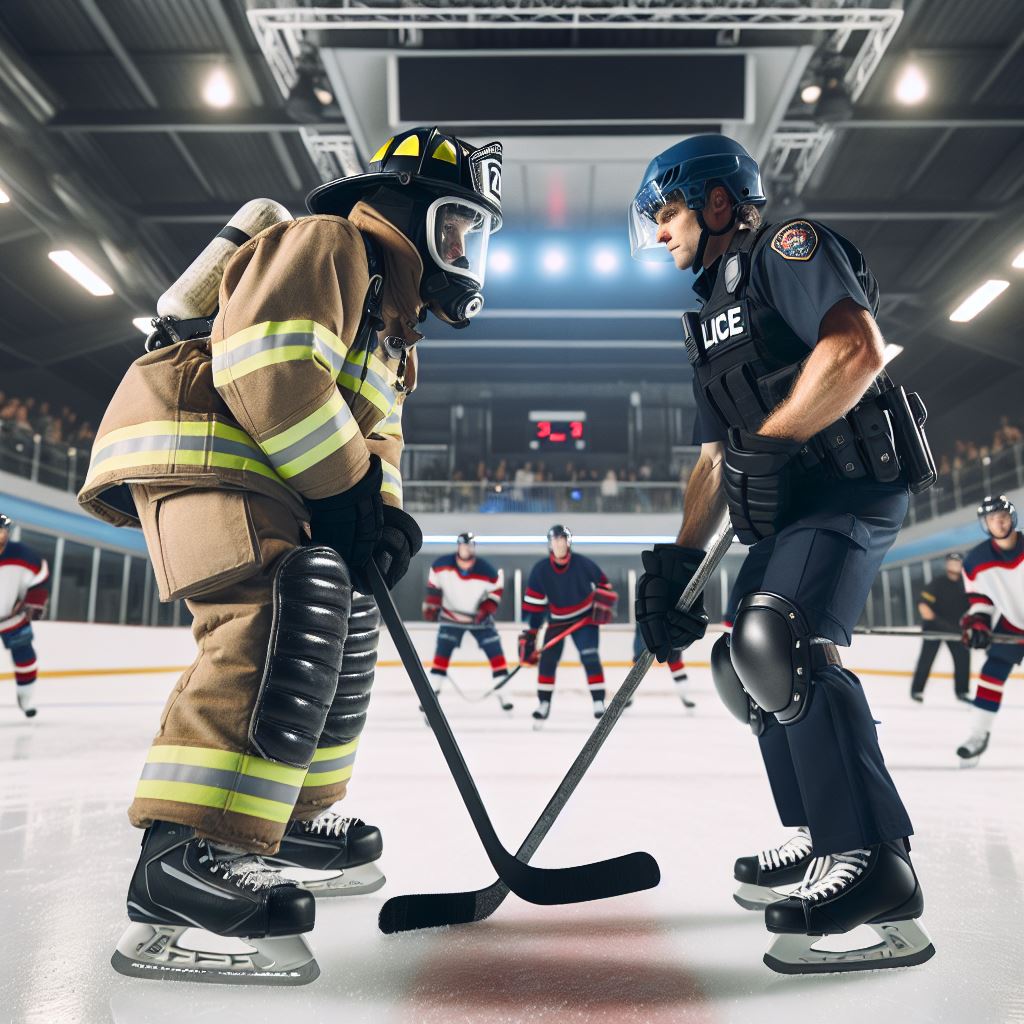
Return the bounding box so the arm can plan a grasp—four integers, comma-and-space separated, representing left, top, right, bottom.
529, 411, 587, 450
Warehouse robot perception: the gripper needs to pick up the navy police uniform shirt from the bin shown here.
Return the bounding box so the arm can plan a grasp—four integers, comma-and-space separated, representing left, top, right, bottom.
691, 219, 876, 445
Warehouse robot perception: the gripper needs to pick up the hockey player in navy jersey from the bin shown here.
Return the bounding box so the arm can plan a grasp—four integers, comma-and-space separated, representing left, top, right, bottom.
520, 525, 617, 724
957, 495, 1024, 766
0, 513, 50, 718
424, 532, 513, 712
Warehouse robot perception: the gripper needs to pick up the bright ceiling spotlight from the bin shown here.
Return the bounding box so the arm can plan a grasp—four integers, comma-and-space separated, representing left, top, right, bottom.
48, 250, 114, 296
592, 247, 619, 275
202, 67, 236, 109
949, 280, 1009, 323
0, 185, 10, 204
895, 63, 928, 105
541, 246, 568, 275
1011, 249, 1024, 269
489, 247, 514, 275
800, 82, 822, 105
132, 317, 153, 334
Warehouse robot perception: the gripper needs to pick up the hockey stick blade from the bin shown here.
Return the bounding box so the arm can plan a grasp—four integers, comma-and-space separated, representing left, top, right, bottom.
483, 618, 592, 697
367, 563, 660, 911
379, 514, 734, 933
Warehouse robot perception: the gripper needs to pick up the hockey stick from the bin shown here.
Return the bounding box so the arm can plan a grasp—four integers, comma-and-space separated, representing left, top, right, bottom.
378, 513, 734, 934
366, 561, 660, 908
851, 627, 1024, 644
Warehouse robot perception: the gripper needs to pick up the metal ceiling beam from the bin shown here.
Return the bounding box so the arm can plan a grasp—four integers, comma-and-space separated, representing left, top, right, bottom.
46, 110, 302, 133
785, 109, 1024, 131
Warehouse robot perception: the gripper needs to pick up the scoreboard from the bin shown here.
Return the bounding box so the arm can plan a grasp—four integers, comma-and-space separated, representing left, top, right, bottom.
528, 410, 587, 450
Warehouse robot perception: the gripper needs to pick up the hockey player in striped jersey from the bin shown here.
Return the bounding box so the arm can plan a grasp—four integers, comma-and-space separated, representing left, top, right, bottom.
424, 532, 513, 712
520, 525, 617, 724
631, 625, 694, 709
0, 513, 50, 718
957, 495, 1024, 766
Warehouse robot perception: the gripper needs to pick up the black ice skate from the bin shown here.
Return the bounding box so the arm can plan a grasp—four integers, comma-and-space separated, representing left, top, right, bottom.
111, 821, 318, 986
762, 839, 935, 975
957, 729, 989, 768
733, 827, 813, 909
266, 811, 386, 897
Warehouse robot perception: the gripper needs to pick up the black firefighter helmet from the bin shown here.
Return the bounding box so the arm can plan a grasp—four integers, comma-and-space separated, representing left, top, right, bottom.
306, 126, 503, 328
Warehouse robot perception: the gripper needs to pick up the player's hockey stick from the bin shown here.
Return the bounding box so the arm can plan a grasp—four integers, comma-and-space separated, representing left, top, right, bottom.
378, 513, 734, 934
850, 627, 1024, 644
366, 561, 660, 908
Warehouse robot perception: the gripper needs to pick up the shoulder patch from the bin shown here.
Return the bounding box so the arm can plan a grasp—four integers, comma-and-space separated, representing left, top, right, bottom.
771, 220, 819, 261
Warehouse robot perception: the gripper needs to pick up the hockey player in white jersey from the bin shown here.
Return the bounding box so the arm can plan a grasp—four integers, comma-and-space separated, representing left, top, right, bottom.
424, 532, 513, 711
0, 513, 50, 718
957, 495, 1024, 766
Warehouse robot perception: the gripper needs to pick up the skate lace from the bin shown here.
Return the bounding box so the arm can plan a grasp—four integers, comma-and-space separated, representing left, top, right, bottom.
303, 811, 356, 838
793, 848, 871, 903
197, 843, 286, 892
757, 828, 812, 871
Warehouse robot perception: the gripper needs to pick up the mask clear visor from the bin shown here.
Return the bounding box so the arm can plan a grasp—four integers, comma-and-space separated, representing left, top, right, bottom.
628, 179, 675, 262
426, 197, 493, 286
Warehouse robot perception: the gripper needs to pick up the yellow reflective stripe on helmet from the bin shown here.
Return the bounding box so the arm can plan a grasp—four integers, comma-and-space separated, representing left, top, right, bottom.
260, 390, 360, 480
370, 137, 394, 163
393, 134, 420, 157
134, 780, 295, 824
380, 458, 402, 502
432, 138, 457, 164
212, 320, 349, 388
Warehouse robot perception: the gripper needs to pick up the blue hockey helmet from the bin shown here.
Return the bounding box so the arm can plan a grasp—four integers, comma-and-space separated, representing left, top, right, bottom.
977, 494, 1017, 536
629, 134, 766, 267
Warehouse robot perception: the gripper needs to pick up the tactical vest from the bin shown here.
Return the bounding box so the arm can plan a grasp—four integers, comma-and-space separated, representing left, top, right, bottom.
682, 223, 909, 487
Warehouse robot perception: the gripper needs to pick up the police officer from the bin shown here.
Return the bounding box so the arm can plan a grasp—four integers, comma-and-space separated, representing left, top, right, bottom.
910, 552, 970, 702
630, 135, 936, 974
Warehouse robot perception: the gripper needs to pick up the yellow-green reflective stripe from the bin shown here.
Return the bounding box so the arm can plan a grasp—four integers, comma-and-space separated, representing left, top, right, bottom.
84, 449, 289, 489
213, 345, 327, 388
92, 419, 257, 451
215, 319, 348, 359
261, 392, 347, 455
337, 373, 393, 416
380, 458, 402, 500
310, 739, 358, 762
299, 764, 354, 789
145, 744, 306, 786
134, 779, 294, 824
262, 398, 361, 480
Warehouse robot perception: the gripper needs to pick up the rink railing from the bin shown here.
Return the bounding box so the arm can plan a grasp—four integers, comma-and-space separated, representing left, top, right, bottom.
0, 421, 88, 493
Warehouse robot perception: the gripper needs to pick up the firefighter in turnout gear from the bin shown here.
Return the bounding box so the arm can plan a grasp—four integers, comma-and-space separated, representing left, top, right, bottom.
80, 126, 503, 984
631, 134, 936, 975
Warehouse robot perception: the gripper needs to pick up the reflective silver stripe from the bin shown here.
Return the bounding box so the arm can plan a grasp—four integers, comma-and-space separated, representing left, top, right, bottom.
304, 751, 357, 776
140, 762, 301, 806
264, 403, 355, 472
341, 357, 394, 402
381, 463, 402, 491
90, 432, 273, 470
213, 329, 346, 378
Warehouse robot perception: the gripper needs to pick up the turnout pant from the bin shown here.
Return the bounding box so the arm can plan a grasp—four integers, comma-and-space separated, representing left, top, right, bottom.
538, 621, 604, 702
726, 479, 914, 856
127, 485, 379, 855
972, 622, 1024, 712
910, 637, 970, 698
431, 620, 508, 683
1, 622, 38, 692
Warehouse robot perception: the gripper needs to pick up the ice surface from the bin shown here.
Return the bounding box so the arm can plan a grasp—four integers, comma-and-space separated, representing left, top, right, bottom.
0, 655, 1021, 1023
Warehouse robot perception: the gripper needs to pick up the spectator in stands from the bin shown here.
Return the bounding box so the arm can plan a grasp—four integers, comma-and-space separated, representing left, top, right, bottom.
994, 415, 1022, 449
600, 469, 619, 510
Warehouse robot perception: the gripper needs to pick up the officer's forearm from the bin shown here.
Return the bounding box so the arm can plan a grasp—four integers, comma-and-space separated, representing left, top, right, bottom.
758, 300, 885, 443
677, 445, 727, 549
918, 603, 935, 621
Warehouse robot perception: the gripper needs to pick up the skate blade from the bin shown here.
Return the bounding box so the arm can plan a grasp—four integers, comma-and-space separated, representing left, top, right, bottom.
111, 923, 319, 986
285, 862, 386, 898
763, 918, 936, 975
733, 882, 787, 911
958, 755, 981, 769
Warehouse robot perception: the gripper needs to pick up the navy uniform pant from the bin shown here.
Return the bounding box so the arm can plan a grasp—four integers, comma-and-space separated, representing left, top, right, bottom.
538, 622, 605, 701
972, 621, 1024, 712
431, 620, 509, 683
726, 479, 914, 855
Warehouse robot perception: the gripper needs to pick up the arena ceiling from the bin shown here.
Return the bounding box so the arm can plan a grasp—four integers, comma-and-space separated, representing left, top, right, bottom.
0, 0, 1022, 442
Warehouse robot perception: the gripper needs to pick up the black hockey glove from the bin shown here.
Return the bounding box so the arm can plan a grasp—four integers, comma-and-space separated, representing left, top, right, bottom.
518, 628, 539, 665
362, 505, 423, 590
723, 428, 804, 546
306, 456, 384, 572
635, 545, 709, 662
960, 611, 993, 650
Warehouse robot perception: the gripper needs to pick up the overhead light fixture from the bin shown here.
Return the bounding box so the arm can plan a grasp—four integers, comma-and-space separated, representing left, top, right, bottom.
541, 247, 568, 276
1012, 249, 1024, 269
592, 247, 619, 275
882, 343, 903, 365
132, 317, 153, 334
489, 248, 514, 275
800, 82, 822, 105
0, 185, 9, 204
815, 72, 853, 122
949, 280, 1009, 323
48, 250, 114, 296
202, 67, 235, 109
895, 63, 928, 105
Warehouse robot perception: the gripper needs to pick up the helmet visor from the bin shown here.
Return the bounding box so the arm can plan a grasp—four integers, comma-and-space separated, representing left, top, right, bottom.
628, 179, 676, 262
426, 197, 493, 286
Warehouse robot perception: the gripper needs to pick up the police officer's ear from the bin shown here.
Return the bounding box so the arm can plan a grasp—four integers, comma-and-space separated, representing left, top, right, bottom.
705, 186, 734, 229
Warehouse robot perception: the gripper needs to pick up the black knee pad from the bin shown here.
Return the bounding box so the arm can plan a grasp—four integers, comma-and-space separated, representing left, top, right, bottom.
710, 633, 765, 735
322, 592, 380, 745
250, 546, 352, 767
731, 593, 813, 726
